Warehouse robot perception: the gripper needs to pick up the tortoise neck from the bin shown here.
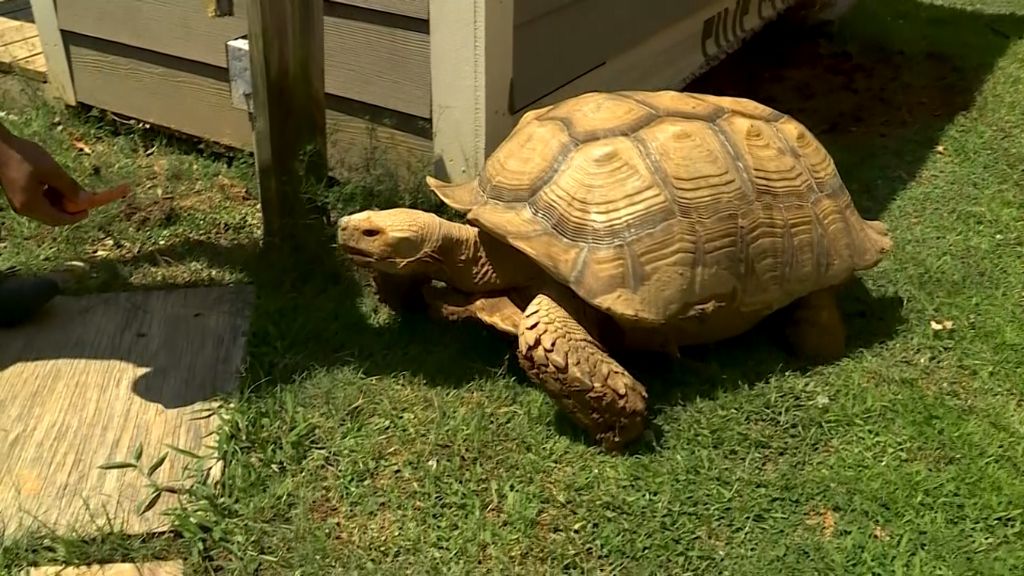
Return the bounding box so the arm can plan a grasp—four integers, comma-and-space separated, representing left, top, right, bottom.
435, 219, 535, 293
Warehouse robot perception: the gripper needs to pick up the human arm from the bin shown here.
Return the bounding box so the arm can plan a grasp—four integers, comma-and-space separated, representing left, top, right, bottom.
0, 120, 91, 226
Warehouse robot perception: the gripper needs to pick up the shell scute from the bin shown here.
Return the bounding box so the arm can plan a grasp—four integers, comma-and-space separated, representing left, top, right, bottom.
717, 114, 816, 205
690, 93, 785, 121
632, 117, 753, 222
619, 90, 727, 121
481, 117, 573, 204
525, 137, 675, 246
541, 92, 659, 142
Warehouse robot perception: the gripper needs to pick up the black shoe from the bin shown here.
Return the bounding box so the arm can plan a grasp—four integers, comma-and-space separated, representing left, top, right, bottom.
0, 275, 61, 327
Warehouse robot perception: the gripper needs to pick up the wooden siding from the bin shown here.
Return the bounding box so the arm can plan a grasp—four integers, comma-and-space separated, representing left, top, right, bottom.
514, 0, 575, 25
511, 0, 717, 111
55, 0, 430, 117
66, 34, 430, 176
322, 5, 430, 118
67, 34, 252, 148
55, 0, 246, 68
329, 0, 428, 20
513, 0, 797, 117
510, 0, 800, 112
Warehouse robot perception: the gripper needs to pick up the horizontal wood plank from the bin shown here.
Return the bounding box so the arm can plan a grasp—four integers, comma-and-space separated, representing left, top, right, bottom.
513, 0, 575, 25
0, 34, 40, 67
515, 0, 797, 117
67, 33, 253, 149
0, 11, 38, 45
0, 287, 252, 536
328, 0, 427, 20
325, 101, 432, 179
322, 15, 430, 117
56, 0, 247, 68
512, 0, 708, 111
56, 0, 430, 117
66, 34, 430, 177
13, 51, 45, 81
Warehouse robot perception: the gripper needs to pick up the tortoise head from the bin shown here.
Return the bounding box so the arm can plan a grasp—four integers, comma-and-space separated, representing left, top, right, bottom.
336, 208, 444, 276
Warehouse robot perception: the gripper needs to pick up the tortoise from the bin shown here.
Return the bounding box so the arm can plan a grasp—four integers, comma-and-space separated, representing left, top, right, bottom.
336, 90, 892, 451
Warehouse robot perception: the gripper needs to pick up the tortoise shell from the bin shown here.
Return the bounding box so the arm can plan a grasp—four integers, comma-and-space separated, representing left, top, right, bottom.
427, 90, 890, 324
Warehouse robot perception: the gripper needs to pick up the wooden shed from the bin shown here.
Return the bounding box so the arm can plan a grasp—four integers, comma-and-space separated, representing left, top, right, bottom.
33, 0, 802, 183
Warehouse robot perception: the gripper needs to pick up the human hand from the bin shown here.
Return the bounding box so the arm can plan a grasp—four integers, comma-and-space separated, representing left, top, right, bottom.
0, 132, 92, 226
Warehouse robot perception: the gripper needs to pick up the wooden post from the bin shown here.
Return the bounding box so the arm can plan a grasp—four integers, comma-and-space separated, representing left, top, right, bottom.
28, 0, 75, 105
428, 0, 515, 184
246, 0, 331, 262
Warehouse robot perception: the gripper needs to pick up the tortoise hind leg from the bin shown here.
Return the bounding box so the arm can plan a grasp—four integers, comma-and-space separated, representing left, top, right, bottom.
785, 286, 846, 363
517, 293, 648, 451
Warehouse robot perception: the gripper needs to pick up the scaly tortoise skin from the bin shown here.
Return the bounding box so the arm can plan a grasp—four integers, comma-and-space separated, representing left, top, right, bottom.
336, 90, 892, 451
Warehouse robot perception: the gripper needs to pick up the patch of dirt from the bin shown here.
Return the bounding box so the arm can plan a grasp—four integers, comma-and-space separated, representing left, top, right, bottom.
116, 171, 252, 229
308, 496, 396, 548
872, 525, 890, 541
309, 496, 342, 524
699, 522, 729, 552
171, 174, 253, 210
119, 195, 180, 228
805, 506, 838, 539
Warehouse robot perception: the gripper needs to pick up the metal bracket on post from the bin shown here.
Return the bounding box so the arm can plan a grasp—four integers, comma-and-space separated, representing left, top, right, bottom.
226, 37, 253, 115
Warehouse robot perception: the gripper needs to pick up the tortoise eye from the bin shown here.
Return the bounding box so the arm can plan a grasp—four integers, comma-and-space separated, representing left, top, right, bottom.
362, 228, 381, 238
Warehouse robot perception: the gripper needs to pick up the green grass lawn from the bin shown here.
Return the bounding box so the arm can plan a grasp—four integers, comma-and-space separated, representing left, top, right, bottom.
3, 0, 1024, 573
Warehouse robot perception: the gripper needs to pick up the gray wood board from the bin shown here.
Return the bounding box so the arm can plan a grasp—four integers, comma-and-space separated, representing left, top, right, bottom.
0, 286, 253, 536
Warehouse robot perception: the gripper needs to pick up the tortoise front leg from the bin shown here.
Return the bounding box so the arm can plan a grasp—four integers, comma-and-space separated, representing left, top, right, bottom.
369, 271, 430, 314
517, 293, 648, 452
421, 284, 523, 336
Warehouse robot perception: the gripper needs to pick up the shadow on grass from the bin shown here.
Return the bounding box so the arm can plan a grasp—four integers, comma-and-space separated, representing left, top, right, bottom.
50, 235, 512, 391
686, 0, 1024, 219
89, 214, 904, 409
237, 253, 516, 391
96, 225, 903, 453
545, 277, 908, 452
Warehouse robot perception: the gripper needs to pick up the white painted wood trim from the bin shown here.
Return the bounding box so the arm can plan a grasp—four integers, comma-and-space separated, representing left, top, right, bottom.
29, 0, 76, 105
428, 0, 514, 183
